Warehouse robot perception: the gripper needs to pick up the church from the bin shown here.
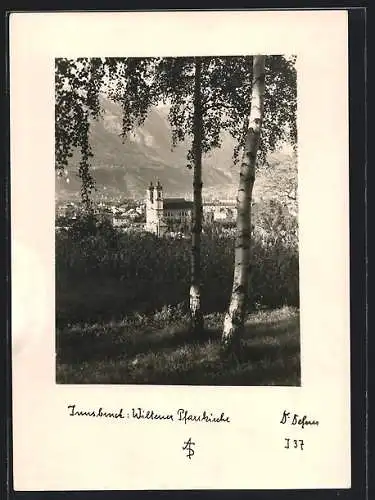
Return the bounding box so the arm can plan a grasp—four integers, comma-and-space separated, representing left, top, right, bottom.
145, 181, 193, 237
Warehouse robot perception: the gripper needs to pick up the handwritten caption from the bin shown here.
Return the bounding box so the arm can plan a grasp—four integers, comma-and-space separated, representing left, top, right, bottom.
67, 404, 231, 424
280, 410, 320, 451
67, 406, 320, 452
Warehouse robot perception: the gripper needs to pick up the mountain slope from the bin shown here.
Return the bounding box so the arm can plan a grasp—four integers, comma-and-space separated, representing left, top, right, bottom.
56, 96, 297, 204
56, 97, 236, 202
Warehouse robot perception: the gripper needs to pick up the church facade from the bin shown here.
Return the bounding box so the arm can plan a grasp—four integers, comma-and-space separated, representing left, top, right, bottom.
145, 181, 193, 237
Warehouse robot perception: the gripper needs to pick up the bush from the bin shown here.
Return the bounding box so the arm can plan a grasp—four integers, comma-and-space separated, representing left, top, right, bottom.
56, 206, 299, 325
251, 199, 299, 307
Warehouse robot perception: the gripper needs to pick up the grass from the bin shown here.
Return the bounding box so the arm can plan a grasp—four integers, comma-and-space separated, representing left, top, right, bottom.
56, 305, 300, 386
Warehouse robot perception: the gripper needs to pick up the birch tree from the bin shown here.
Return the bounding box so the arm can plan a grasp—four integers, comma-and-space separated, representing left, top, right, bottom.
55, 56, 296, 342
190, 58, 204, 332
56, 56, 207, 333
221, 55, 266, 350
154, 56, 255, 334
154, 57, 206, 333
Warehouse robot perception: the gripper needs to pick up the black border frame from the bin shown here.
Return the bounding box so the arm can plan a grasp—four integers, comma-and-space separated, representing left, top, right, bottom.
2, 6, 368, 500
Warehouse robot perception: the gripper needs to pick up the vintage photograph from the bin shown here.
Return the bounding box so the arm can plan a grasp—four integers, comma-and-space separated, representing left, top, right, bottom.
55, 55, 299, 385
11, 11, 352, 491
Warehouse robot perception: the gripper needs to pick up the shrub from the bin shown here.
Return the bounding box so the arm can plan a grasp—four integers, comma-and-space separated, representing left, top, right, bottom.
56, 206, 299, 325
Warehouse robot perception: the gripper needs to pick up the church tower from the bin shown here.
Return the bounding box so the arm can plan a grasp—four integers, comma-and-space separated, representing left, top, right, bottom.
145, 180, 166, 236
154, 180, 165, 236
145, 181, 155, 232
154, 180, 163, 214
146, 181, 154, 210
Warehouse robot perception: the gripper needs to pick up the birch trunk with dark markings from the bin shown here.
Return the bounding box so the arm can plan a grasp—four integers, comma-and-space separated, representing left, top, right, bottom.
190, 57, 204, 334
221, 55, 265, 350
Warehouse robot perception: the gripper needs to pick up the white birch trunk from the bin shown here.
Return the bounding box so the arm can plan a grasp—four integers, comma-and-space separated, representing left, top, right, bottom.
221, 55, 265, 350
190, 58, 204, 334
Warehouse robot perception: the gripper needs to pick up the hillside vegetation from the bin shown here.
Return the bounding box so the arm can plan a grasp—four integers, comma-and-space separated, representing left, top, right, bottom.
56, 201, 300, 385
56, 201, 298, 326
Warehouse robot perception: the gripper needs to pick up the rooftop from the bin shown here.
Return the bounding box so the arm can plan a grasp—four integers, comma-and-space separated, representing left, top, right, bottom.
164, 199, 193, 210
203, 201, 237, 207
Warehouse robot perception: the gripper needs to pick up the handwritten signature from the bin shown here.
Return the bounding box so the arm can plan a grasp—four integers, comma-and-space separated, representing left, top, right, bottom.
280, 410, 319, 429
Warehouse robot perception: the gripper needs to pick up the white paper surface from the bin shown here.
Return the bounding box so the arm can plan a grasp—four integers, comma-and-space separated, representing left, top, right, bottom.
10, 10, 350, 490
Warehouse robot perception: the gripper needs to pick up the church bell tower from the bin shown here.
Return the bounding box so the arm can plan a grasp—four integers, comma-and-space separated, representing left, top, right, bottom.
145, 180, 166, 236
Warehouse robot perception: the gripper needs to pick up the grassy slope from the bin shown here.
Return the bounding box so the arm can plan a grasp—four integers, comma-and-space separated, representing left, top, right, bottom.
56, 306, 300, 386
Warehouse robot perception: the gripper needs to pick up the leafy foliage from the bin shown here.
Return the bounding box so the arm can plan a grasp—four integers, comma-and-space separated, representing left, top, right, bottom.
55, 58, 105, 207
261, 55, 297, 163
55, 55, 297, 203
56, 208, 299, 325
104, 58, 159, 137
55, 57, 157, 205
154, 55, 297, 166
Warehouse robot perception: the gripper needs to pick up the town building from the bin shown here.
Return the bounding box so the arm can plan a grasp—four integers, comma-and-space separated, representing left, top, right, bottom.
145, 181, 193, 237
145, 181, 242, 237
202, 201, 237, 223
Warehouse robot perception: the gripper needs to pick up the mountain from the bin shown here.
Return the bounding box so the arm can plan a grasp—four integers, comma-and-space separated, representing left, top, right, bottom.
56, 97, 237, 202
56, 96, 297, 205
